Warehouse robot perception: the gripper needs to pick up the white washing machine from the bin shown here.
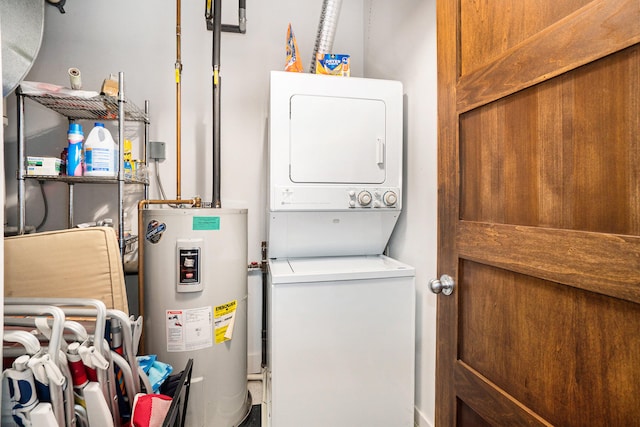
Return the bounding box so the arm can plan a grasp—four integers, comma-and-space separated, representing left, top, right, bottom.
266, 255, 415, 427
266, 71, 415, 427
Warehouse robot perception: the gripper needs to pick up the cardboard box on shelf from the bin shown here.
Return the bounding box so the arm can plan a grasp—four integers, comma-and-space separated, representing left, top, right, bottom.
101, 74, 119, 97
27, 156, 63, 176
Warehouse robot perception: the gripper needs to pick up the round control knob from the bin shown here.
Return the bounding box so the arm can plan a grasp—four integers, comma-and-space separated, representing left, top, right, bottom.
357, 191, 372, 206
348, 190, 356, 197
383, 191, 398, 206
349, 200, 356, 208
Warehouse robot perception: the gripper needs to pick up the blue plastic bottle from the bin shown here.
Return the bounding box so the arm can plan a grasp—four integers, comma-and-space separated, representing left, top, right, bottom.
67, 123, 84, 176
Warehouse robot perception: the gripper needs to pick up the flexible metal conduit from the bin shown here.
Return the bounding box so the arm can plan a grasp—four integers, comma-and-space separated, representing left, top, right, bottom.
309, 0, 343, 73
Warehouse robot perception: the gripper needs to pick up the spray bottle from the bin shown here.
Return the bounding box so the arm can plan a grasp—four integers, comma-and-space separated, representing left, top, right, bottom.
67, 123, 84, 176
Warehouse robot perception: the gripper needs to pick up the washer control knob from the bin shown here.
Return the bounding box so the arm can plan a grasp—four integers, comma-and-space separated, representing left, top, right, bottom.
373, 200, 381, 208
348, 190, 356, 197
383, 191, 398, 206
349, 200, 356, 208
358, 191, 372, 206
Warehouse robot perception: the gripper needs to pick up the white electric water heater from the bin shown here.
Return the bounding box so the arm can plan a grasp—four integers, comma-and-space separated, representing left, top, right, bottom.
142, 207, 250, 427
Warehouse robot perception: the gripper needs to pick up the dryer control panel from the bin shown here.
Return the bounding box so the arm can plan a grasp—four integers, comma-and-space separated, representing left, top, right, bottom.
348, 189, 399, 209
273, 185, 401, 211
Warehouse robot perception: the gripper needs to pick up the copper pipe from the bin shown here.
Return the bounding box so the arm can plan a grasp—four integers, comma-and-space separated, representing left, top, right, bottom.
136, 197, 201, 353
175, 0, 183, 200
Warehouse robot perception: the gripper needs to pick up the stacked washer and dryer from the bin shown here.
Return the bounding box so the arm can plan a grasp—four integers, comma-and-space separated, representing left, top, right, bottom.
266, 71, 416, 427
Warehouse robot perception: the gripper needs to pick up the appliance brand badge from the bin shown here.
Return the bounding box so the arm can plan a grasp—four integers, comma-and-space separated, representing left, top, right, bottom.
145, 220, 166, 244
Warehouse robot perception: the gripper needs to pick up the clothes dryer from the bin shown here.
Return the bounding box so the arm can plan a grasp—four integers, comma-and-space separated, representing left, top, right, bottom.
268, 71, 404, 258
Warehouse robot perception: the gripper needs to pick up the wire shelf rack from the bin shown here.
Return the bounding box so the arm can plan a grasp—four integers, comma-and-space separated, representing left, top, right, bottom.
21, 93, 149, 123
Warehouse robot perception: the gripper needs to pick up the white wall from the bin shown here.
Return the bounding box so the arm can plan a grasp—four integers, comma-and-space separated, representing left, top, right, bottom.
4, 0, 365, 241
3, 0, 364, 373
364, 1, 438, 426
3, 0, 438, 425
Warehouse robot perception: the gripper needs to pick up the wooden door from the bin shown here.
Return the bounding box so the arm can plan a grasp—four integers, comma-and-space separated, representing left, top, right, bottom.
435, 1, 640, 425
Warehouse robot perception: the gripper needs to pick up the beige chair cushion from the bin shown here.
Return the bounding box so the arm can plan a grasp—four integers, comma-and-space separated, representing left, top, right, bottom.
4, 227, 129, 314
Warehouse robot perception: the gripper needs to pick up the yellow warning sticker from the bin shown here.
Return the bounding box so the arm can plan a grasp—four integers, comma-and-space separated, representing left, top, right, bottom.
214, 300, 237, 344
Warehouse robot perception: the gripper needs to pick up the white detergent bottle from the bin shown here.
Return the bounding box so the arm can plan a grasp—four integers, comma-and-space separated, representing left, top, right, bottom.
84, 122, 117, 177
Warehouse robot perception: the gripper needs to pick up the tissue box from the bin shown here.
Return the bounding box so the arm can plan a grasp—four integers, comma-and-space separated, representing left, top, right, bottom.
27, 156, 62, 176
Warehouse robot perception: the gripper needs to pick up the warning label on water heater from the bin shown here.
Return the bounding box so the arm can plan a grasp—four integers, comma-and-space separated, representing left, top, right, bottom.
214, 300, 237, 344
166, 307, 213, 352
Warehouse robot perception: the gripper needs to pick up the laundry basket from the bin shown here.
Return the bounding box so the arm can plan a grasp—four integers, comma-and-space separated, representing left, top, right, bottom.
161, 359, 193, 427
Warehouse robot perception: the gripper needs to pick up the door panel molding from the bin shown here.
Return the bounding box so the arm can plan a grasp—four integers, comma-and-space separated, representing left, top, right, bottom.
457, 221, 640, 304
454, 362, 552, 427
457, 0, 640, 112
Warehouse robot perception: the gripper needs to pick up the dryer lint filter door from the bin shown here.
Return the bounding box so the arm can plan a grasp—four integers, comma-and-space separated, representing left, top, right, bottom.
289, 95, 386, 184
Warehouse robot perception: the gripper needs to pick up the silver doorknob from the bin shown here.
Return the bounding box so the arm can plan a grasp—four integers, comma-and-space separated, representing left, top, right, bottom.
429, 274, 455, 296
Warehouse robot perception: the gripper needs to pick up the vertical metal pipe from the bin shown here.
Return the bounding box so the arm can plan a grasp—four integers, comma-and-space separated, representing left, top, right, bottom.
212, 0, 222, 208
16, 88, 25, 234
68, 184, 74, 228
118, 72, 125, 260
238, 0, 247, 33
67, 119, 74, 228
261, 241, 268, 367
176, 0, 183, 200
144, 100, 150, 200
